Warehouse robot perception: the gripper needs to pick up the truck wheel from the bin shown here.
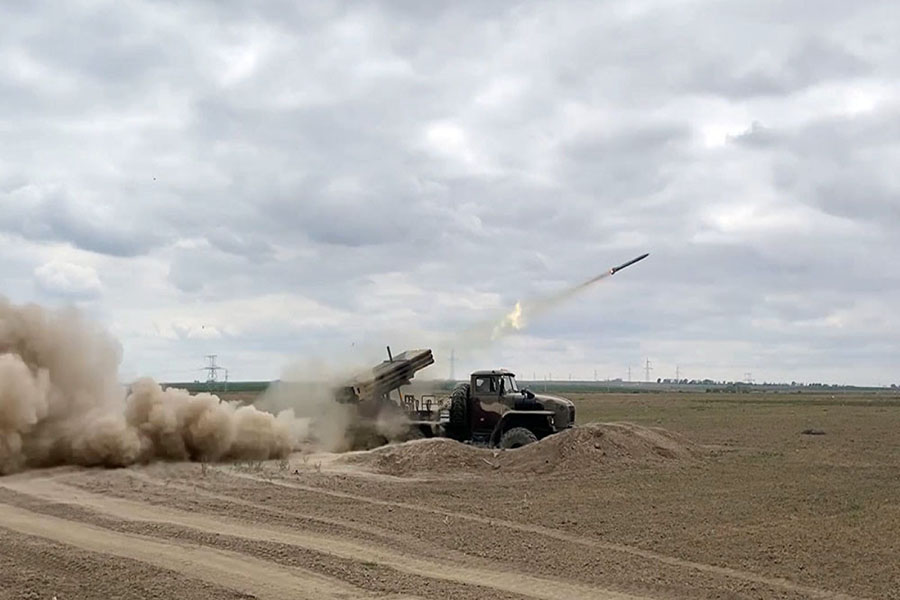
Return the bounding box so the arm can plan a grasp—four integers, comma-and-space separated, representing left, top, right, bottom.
499, 427, 538, 449
448, 383, 470, 441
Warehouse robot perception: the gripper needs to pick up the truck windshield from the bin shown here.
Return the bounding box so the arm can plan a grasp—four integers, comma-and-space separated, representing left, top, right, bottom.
501, 375, 518, 393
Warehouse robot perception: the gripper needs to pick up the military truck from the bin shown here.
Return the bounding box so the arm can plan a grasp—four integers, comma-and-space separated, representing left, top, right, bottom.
447, 369, 575, 448
335, 348, 575, 449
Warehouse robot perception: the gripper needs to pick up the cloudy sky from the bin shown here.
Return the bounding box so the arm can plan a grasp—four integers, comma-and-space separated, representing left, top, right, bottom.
2, 1, 898, 386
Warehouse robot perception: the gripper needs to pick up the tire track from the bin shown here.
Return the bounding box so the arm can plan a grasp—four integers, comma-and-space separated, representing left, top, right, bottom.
78, 470, 677, 598
124, 470, 458, 558
220, 469, 867, 600
2, 477, 643, 600
0, 500, 385, 600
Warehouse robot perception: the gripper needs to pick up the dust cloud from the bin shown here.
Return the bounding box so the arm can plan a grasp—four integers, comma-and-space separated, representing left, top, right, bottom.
255, 360, 356, 453
0, 298, 301, 475
257, 357, 423, 452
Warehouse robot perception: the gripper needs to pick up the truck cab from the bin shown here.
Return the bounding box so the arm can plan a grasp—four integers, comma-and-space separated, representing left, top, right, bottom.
449, 369, 576, 448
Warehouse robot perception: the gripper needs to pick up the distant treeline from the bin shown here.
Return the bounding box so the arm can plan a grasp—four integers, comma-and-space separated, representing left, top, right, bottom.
513, 380, 894, 394
162, 381, 271, 394
161, 379, 894, 396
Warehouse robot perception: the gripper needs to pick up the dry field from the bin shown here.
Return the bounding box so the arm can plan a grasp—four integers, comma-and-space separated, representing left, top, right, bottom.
1, 391, 898, 599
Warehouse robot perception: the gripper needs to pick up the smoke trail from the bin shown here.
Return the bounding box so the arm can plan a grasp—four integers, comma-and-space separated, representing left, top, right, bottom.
0, 298, 301, 475
484, 254, 648, 342
512, 270, 613, 329
475, 271, 616, 343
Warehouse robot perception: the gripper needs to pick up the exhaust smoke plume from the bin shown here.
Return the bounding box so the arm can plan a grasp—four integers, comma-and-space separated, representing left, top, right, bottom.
487, 254, 648, 342
255, 360, 357, 453
488, 274, 612, 341
0, 298, 301, 475
257, 357, 424, 453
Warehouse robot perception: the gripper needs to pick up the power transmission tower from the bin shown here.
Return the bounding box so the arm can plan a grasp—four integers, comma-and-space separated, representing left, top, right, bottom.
675, 365, 681, 381
203, 355, 227, 391
204, 355, 221, 382
645, 358, 653, 382
745, 371, 754, 384
627, 366, 631, 382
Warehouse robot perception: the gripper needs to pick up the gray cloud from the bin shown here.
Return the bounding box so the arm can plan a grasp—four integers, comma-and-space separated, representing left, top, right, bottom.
1, 0, 898, 385
33, 260, 102, 298
686, 36, 871, 99
0, 186, 164, 257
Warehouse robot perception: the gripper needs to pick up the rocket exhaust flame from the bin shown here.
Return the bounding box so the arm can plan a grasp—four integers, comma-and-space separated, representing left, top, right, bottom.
491, 301, 524, 339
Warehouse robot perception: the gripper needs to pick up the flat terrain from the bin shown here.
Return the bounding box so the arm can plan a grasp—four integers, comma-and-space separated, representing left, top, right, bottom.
1, 392, 898, 599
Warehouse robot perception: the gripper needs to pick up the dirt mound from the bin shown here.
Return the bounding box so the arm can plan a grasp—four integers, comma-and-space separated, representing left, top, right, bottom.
340, 438, 487, 476
341, 423, 699, 476
501, 422, 699, 474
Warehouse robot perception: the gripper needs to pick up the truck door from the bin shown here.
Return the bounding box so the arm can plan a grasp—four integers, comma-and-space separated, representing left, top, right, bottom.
471, 375, 504, 433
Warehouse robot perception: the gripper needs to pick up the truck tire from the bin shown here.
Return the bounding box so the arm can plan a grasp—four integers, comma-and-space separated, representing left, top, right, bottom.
448, 383, 470, 441
499, 427, 538, 449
